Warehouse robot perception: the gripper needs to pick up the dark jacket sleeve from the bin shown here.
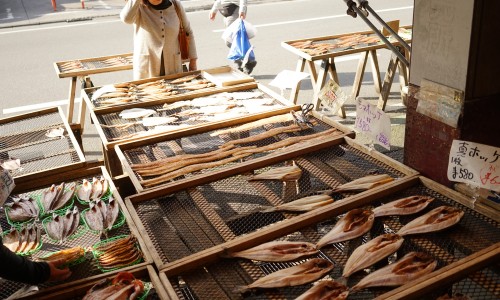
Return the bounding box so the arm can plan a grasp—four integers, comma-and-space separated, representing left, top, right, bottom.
0, 239, 50, 285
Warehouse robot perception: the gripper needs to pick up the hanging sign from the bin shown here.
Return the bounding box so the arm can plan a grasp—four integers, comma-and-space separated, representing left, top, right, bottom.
318, 79, 350, 115
0, 168, 15, 206
448, 140, 500, 192
354, 97, 391, 150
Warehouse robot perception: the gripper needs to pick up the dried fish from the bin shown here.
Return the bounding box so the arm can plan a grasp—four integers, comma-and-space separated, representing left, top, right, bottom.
85, 201, 104, 232
41, 182, 64, 213
5, 196, 39, 222
3, 228, 20, 252
95, 236, 142, 271
105, 197, 120, 231
90, 177, 104, 200
141, 116, 178, 127
397, 206, 464, 236
77, 179, 93, 202
45, 207, 80, 242
316, 209, 375, 249
45, 127, 65, 138
40, 246, 85, 264
234, 258, 334, 293
373, 195, 435, 217
3, 225, 40, 254
342, 234, 404, 278
224, 241, 318, 262
296, 280, 349, 300
119, 108, 156, 119
83, 272, 144, 300
170, 74, 200, 84
351, 252, 437, 291
249, 165, 302, 181
46, 213, 64, 242
50, 185, 75, 212
327, 174, 394, 194
210, 114, 295, 137
263, 194, 334, 213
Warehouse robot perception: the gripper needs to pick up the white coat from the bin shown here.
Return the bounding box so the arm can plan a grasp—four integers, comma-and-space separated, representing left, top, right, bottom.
121, 0, 198, 80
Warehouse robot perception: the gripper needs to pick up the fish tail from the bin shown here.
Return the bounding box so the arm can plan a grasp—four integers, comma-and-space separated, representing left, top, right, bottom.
259, 206, 276, 213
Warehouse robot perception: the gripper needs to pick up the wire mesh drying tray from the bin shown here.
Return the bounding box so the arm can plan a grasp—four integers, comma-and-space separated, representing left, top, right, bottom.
117, 110, 355, 192
54, 53, 133, 78
281, 25, 412, 60
0, 107, 85, 183
154, 176, 499, 300
0, 166, 151, 300
124, 137, 417, 270
91, 84, 292, 149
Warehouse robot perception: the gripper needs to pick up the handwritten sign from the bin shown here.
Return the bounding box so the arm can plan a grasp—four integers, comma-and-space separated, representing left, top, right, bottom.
448, 140, 500, 192
0, 168, 15, 206
355, 97, 391, 150
318, 79, 350, 115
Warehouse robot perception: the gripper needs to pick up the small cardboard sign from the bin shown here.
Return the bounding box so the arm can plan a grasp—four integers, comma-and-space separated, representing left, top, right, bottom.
0, 168, 15, 206
355, 97, 391, 150
318, 79, 350, 115
448, 140, 500, 192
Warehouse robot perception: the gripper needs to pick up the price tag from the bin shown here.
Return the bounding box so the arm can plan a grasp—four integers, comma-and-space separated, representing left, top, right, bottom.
0, 168, 15, 206
354, 97, 391, 150
448, 140, 500, 192
318, 79, 350, 115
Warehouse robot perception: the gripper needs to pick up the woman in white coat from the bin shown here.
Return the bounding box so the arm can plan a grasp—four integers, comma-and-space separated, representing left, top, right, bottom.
121, 0, 198, 80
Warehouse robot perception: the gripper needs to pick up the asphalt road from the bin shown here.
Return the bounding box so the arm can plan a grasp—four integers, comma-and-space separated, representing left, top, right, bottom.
0, 0, 414, 161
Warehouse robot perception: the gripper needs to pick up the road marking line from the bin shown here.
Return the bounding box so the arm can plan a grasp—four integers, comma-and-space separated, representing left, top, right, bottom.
214, 6, 413, 32
2, 98, 80, 115
0, 19, 120, 35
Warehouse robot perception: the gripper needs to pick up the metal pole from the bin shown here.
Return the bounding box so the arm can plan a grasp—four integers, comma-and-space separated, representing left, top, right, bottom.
365, 5, 411, 52
351, 5, 410, 67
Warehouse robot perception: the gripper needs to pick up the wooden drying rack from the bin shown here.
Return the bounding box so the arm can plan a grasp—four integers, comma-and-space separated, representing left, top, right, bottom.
281, 25, 412, 117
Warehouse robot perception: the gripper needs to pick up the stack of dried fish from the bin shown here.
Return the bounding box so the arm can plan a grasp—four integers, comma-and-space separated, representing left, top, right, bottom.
83, 198, 120, 234
224, 241, 318, 262
41, 182, 75, 214
234, 258, 334, 294
2, 224, 42, 254
351, 252, 437, 291
296, 280, 349, 300
45, 207, 80, 243
5, 195, 39, 222
77, 177, 109, 203
82, 271, 145, 300
316, 209, 375, 249
39, 246, 86, 265
94, 235, 143, 271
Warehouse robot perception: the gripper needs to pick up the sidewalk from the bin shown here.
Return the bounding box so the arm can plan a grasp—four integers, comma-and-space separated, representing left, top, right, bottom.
0, 0, 216, 28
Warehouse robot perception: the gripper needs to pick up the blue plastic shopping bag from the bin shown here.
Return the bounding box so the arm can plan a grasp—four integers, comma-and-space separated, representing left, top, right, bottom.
227, 19, 255, 62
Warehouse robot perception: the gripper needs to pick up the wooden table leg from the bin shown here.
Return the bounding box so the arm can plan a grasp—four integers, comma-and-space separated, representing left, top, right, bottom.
78, 76, 92, 134
351, 51, 369, 98
369, 50, 382, 94
377, 54, 399, 111
67, 76, 77, 124
289, 58, 307, 104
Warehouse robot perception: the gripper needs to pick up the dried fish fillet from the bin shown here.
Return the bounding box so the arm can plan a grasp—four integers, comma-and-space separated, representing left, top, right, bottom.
46, 213, 64, 242
262, 194, 334, 213
372, 195, 434, 217
119, 108, 156, 119
40, 246, 85, 264
77, 179, 93, 202
342, 234, 404, 278
351, 252, 437, 291
3, 228, 20, 252
5, 196, 39, 222
225, 241, 318, 262
296, 280, 349, 300
249, 165, 302, 181
234, 258, 334, 293
329, 174, 394, 194
397, 206, 464, 236
316, 209, 375, 249
85, 202, 104, 232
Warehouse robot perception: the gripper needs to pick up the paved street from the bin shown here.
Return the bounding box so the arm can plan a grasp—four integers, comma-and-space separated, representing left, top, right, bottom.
0, 0, 414, 163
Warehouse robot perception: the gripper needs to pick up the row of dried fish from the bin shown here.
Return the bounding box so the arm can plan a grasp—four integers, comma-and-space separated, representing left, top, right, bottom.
58, 60, 85, 72
102, 56, 132, 67
77, 176, 109, 203
39, 246, 86, 265
289, 34, 381, 56
94, 235, 143, 271
2, 224, 41, 254
41, 182, 75, 214
5, 195, 39, 222
83, 198, 120, 235
45, 207, 80, 243
83, 271, 145, 300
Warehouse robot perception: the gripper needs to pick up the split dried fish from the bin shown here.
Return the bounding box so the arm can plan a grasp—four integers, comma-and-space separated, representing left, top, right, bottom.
40, 246, 85, 264
83, 272, 144, 300
5, 195, 39, 222
119, 108, 156, 119
45, 207, 80, 243
45, 127, 65, 138
296, 280, 349, 300
3, 228, 21, 252
234, 258, 334, 293
2, 224, 41, 254
77, 177, 109, 202
41, 182, 75, 214
249, 165, 302, 181
84, 198, 120, 233
170, 74, 200, 84
327, 174, 394, 194
316, 209, 375, 249
262, 194, 334, 213
373, 195, 435, 217
342, 233, 404, 278
397, 206, 464, 236
351, 252, 437, 291
224, 241, 318, 262
210, 114, 295, 137
95, 236, 142, 271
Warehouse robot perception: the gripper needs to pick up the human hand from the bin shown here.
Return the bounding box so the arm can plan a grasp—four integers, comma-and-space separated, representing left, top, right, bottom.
209, 12, 216, 20
47, 259, 72, 282
189, 59, 197, 71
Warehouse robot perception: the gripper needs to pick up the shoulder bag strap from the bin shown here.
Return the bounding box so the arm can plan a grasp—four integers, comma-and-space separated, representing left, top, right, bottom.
171, 0, 185, 30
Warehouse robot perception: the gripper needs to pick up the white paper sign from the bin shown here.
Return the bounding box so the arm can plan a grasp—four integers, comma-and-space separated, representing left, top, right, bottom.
0, 168, 15, 206
269, 70, 310, 90
448, 140, 500, 192
355, 97, 391, 150
318, 79, 349, 115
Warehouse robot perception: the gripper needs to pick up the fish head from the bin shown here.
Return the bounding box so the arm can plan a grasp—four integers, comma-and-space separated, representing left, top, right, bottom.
111, 271, 136, 285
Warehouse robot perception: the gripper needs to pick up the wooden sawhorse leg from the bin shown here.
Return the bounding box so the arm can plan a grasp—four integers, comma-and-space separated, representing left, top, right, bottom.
78, 76, 93, 134
67, 76, 77, 125
377, 47, 409, 111
352, 50, 382, 99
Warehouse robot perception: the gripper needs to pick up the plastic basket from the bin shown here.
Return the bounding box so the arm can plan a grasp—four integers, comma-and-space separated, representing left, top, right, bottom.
41, 208, 87, 243
81, 207, 125, 235
92, 235, 143, 273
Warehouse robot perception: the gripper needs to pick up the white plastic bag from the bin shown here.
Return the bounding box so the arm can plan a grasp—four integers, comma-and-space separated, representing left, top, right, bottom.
222, 19, 257, 44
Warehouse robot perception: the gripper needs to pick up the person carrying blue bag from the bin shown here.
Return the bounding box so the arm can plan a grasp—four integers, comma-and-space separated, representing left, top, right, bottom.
209, 0, 257, 74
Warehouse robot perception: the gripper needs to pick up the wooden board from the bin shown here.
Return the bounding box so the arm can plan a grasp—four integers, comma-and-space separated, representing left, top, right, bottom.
201, 65, 255, 87
0, 166, 153, 300
0, 107, 85, 184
